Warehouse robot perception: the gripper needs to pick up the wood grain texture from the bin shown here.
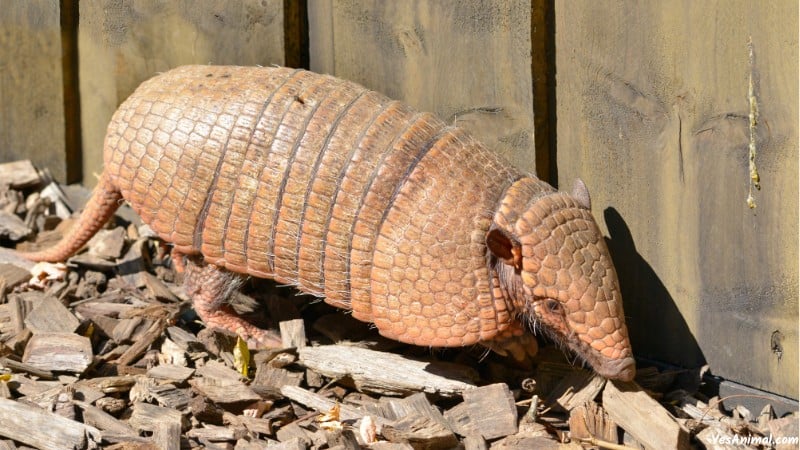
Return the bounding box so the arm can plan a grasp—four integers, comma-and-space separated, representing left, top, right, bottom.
308, 0, 536, 173
0, 398, 102, 450
297, 344, 476, 397
555, 0, 798, 397
78, 0, 289, 186
0, 1, 67, 182
603, 380, 690, 450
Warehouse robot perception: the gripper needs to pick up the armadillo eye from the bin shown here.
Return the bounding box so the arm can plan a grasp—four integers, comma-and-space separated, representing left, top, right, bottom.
545, 299, 562, 313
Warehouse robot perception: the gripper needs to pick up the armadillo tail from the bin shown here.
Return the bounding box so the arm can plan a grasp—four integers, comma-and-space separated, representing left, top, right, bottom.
22, 173, 123, 262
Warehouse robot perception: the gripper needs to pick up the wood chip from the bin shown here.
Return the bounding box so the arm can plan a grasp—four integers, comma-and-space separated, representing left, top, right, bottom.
23, 295, 81, 334
112, 317, 155, 344
694, 424, 744, 450
0, 356, 54, 380
0, 397, 101, 450
280, 385, 388, 424
383, 415, 459, 450
129, 401, 188, 433
253, 363, 304, 396
22, 332, 93, 374
114, 318, 165, 366
0, 211, 31, 241
0, 263, 32, 293
768, 416, 800, 450
152, 420, 181, 450
568, 401, 617, 446
280, 318, 307, 349
147, 364, 195, 383
544, 370, 606, 412
491, 435, 568, 449
444, 383, 518, 440
0, 248, 35, 270
186, 423, 247, 442
0, 161, 41, 188
75, 400, 139, 438
87, 227, 127, 260
381, 392, 450, 425
603, 380, 691, 450
297, 344, 476, 397
190, 360, 261, 405
140, 271, 180, 302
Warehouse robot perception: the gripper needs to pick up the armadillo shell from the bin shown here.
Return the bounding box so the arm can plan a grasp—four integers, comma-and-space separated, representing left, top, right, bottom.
104, 65, 522, 347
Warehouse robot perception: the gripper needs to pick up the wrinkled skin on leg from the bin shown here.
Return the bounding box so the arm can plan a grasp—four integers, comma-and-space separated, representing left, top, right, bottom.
179, 253, 282, 348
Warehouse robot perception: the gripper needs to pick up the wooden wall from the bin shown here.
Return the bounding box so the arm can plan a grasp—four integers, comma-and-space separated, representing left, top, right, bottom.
0, 1, 70, 182
0, 0, 797, 398
555, 0, 798, 397
308, 0, 537, 174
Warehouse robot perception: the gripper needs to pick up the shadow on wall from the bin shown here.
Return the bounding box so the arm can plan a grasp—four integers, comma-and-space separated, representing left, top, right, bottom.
603, 207, 707, 371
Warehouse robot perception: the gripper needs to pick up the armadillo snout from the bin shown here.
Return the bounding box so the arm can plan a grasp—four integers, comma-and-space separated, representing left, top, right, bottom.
566, 278, 636, 381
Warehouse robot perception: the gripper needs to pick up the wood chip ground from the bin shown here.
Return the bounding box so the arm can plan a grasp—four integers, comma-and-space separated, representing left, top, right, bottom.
0, 160, 797, 449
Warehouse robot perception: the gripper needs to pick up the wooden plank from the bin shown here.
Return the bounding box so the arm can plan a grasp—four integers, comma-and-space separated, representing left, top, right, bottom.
308, 0, 536, 173
0, 1, 70, 183
554, 0, 798, 398
77, 0, 289, 186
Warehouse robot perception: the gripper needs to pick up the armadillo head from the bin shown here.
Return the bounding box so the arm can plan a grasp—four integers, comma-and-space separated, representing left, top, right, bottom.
486, 178, 635, 381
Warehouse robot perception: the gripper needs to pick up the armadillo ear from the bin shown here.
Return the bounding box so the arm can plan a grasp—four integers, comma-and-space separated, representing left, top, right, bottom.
486, 228, 523, 270
572, 178, 592, 210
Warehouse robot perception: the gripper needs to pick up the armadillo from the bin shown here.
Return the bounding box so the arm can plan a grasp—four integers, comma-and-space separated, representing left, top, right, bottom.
23, 65, 635, 381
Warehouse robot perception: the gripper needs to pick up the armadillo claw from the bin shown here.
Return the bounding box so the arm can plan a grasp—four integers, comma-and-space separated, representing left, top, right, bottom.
245, 329, 284, 350
483, 332, 539, 362
198, 305, 283, 349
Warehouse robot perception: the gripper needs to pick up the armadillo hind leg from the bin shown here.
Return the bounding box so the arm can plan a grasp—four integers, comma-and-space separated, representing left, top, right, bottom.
181, 254, 282, 348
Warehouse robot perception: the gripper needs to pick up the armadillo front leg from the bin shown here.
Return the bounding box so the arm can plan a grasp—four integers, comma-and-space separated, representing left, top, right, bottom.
181, 254, 282, 348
